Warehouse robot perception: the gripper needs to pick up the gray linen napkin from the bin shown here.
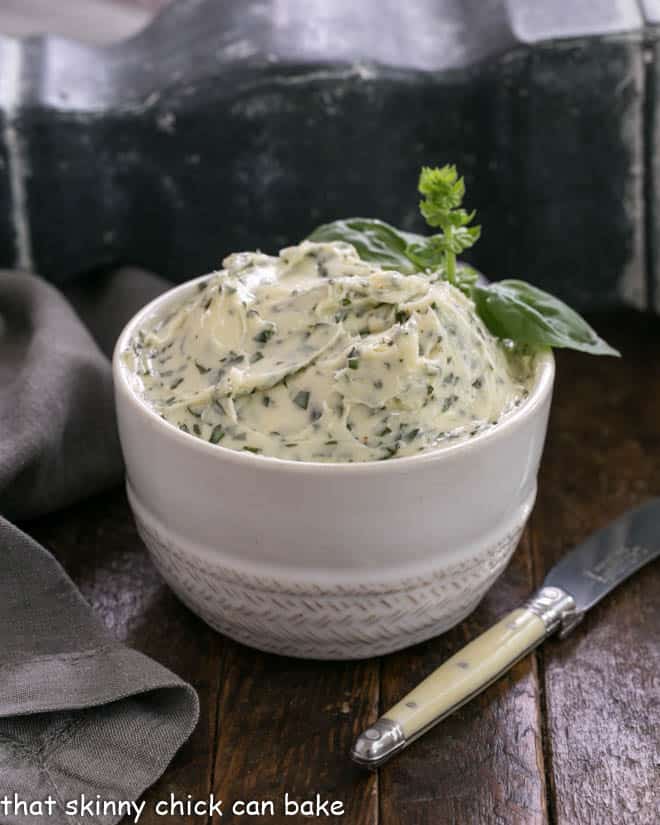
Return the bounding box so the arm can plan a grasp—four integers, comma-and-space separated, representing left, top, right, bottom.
0, 269, 199, 824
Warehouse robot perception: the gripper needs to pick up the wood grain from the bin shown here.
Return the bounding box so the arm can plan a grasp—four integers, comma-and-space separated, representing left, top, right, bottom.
379, 530, 548, 825
24, 311, 660, 824
210, 644, 378, 823
531, 313, 660, 825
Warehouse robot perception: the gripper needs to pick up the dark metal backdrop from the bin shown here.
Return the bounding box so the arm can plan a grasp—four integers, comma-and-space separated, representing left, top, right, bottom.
0, 0, 658, 312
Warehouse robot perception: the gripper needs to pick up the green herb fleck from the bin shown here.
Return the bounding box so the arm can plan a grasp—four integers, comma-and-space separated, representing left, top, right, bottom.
254, 327, 275, 344
209, 425, 225, 444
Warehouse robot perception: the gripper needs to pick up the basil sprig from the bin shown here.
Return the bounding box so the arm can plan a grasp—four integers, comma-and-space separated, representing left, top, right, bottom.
308, 165, 619, 356
308, 218, 480, 296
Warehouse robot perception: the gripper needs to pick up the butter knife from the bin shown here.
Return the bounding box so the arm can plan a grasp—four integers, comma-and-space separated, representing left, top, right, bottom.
352, 499, 660, 768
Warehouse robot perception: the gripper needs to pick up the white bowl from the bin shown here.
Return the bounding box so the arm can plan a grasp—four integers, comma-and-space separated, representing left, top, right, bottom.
113, 277, 554, 660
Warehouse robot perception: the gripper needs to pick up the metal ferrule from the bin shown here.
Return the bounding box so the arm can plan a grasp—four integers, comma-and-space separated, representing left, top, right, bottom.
525, 585, 581, 638
351, 718, 405, 769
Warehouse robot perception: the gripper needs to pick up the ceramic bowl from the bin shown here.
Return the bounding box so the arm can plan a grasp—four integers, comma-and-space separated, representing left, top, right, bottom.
113, 277, 555, 659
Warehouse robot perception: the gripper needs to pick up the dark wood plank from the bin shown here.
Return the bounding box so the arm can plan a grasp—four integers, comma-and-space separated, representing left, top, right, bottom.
210, 643, 378, 823
28, 490, 224, 824
24, 310, 660, 825
379, 529, 548, 825
532, 312, 660, 825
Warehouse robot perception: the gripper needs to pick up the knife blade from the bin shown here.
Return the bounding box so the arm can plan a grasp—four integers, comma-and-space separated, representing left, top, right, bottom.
351, 499, 660, 769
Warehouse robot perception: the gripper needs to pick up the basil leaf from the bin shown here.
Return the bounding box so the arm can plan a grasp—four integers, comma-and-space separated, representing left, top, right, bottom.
473, 280, 620, 356
404, 236, 445, 271
308, 218, 425, 275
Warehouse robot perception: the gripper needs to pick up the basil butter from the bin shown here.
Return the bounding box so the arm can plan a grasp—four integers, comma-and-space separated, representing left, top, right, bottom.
124, 241, 534, 462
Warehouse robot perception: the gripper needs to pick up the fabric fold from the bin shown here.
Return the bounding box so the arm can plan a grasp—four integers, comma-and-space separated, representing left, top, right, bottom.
0, 268, 199, 824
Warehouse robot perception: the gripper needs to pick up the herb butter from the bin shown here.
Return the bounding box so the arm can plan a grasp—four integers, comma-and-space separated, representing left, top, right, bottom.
124, 241, 534, 462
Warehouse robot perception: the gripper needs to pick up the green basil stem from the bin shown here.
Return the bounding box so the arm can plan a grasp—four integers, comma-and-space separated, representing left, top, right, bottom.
445, 247, 456, 286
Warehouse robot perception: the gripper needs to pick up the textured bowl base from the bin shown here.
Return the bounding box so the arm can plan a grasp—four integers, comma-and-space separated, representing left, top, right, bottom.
129, 484, 532, 659
169, 586, 486, 660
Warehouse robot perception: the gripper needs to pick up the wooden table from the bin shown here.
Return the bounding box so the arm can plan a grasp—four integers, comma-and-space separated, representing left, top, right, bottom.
29, 312, 660, 825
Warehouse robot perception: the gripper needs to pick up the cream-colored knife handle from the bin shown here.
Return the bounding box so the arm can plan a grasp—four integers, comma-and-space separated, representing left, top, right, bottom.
351, 586, 577, 768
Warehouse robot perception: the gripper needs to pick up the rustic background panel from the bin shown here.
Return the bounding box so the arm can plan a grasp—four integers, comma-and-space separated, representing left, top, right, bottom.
0, 0, 654, 310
